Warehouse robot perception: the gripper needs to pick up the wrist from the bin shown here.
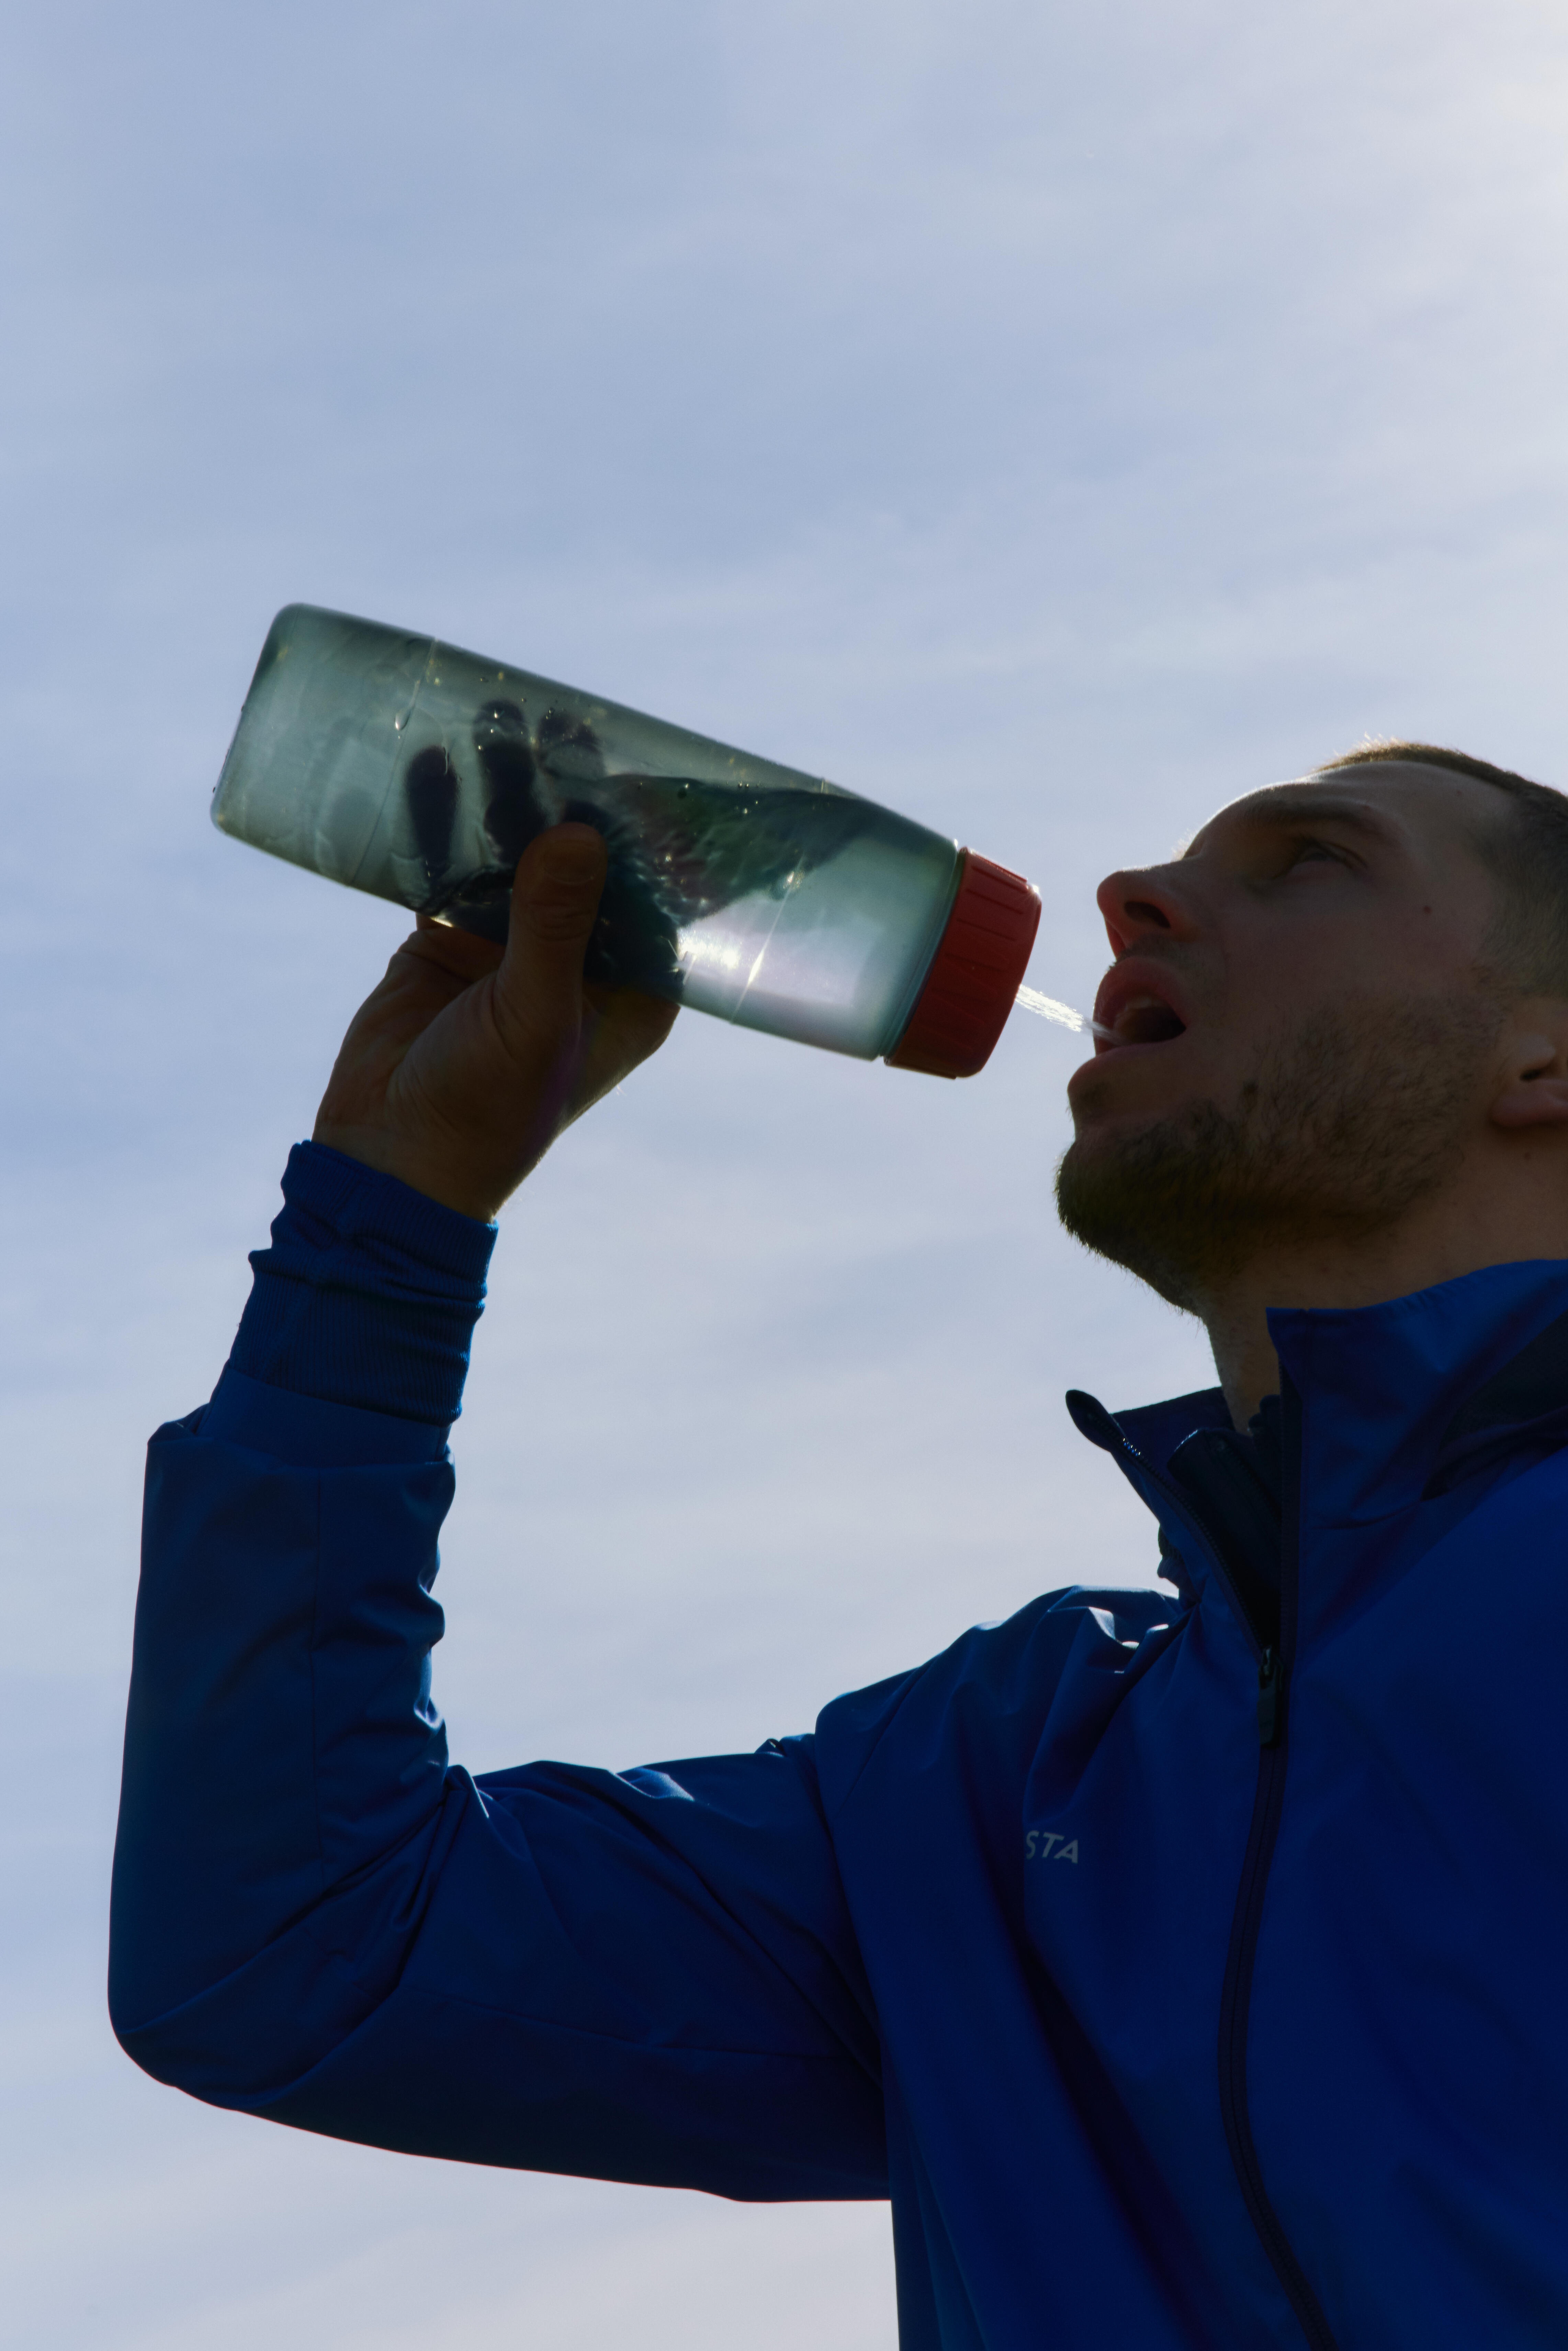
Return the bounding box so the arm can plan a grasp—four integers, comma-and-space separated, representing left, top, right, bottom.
230, 1142, 498, 1424
309, 1120, 506, 1225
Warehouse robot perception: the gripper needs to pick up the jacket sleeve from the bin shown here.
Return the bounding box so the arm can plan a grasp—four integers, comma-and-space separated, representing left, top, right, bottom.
108, 1146, 885, 2200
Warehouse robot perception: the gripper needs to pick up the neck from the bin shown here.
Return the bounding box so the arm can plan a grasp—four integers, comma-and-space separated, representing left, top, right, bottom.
1201, 1170, 1568, 1426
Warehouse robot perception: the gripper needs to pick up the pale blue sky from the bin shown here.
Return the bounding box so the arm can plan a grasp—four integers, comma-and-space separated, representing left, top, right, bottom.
4, 3, 1567, 2343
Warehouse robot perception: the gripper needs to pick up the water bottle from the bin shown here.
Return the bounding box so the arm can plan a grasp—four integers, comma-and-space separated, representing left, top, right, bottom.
212, 605, 1041, 1078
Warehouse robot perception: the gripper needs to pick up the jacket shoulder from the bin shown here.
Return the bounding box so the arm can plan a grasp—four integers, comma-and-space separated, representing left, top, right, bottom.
813, 1583, 1177, 1814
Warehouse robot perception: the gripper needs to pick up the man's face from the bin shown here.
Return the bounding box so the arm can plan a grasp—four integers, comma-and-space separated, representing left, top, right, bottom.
1056, 763, 1511, 1309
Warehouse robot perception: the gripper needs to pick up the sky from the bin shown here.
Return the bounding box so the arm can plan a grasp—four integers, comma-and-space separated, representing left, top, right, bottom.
3, 1, 1567, 2343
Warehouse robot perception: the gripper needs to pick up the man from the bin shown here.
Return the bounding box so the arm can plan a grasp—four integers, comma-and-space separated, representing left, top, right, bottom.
111, 742, 1568, 2349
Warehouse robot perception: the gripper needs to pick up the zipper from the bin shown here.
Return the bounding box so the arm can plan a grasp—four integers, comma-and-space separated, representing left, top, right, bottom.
1067, 1384, 1339, 2350
1215, 1373, 1339, 2350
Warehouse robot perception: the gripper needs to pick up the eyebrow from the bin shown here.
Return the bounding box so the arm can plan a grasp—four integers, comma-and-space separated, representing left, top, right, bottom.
1181, 791, 1399, 859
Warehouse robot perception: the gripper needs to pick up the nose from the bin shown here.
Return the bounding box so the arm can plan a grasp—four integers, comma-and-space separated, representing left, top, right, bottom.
1095, 863, 1200, 958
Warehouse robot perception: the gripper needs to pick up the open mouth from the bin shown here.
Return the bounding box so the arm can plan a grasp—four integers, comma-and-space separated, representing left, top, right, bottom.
1090, 973, 1191, 1052
1108, 996, 1187, 1046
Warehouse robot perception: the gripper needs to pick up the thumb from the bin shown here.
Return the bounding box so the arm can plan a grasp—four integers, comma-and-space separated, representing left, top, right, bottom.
494, 823, 609, 1038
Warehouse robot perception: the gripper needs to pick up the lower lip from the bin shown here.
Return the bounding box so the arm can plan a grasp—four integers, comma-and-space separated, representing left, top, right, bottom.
1091, 1031, 1187, 1057
1069, 1032, 1188, 1083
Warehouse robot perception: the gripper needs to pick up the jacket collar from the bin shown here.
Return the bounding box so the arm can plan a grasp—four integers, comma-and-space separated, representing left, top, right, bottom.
1071, 1258, 1568, 1542
1267, 1259, 1568, 1525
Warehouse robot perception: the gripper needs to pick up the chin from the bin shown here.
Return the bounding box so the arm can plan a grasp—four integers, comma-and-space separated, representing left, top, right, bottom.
1053, 1098, 1254, 1315
1067, 1046, 1214, 1127
1065, 1078, 1207, 1149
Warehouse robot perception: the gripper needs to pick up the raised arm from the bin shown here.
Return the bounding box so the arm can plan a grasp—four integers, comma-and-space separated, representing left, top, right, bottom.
109, 830, 886, 2197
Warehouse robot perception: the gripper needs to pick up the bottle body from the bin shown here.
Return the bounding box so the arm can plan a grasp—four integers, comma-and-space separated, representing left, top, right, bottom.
214, 605, 969, 1061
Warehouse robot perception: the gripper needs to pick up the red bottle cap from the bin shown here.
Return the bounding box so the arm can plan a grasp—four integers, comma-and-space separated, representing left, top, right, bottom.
885, 850, 1042, 1080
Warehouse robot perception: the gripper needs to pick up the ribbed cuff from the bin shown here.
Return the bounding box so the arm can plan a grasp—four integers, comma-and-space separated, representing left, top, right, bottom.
228, 1142, 498, 1426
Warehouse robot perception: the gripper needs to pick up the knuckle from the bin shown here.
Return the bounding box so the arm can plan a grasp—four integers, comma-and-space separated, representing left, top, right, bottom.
522, 898, 598, 945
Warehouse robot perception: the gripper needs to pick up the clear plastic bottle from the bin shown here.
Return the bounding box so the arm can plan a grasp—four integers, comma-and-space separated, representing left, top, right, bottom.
212, 605, 1040, 1077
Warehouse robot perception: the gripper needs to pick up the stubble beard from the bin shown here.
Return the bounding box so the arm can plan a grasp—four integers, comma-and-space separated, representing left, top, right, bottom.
1054, 991, 1502, 1314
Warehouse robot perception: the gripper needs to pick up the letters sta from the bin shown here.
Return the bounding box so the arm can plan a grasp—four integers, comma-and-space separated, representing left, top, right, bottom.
1025, 1831, 1079, 1864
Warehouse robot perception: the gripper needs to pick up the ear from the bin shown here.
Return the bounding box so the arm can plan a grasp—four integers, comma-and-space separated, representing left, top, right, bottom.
1490, 1006, 1568, 1130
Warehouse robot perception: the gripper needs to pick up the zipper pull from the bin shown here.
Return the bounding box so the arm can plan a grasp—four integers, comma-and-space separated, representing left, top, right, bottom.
1257, 1647, 1284, 1746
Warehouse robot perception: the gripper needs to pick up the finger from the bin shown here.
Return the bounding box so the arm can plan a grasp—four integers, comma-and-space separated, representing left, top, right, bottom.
492, 824, 608, 1050
566, 989, 680, 1125
397, 922, 506, 988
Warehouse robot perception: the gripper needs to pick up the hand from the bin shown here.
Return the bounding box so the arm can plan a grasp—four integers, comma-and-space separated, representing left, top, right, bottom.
313, 825, 678, 1221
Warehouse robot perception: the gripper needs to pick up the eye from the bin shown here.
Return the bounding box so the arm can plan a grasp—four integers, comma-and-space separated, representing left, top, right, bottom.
1284, 835, 1350, 873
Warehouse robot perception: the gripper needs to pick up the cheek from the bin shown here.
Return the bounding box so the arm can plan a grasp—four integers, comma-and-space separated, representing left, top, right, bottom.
1290, 900, 1479, 997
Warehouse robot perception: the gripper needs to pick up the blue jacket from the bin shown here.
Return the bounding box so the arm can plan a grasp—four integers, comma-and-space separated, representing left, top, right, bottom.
111, 1145, 1568, 2349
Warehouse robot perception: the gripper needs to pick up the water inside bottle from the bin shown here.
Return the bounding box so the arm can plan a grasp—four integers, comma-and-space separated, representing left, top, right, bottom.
433, 766, 961, 1059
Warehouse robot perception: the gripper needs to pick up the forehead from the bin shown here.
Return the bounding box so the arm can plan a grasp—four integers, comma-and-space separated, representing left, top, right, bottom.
1185, 763, 1497, 862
